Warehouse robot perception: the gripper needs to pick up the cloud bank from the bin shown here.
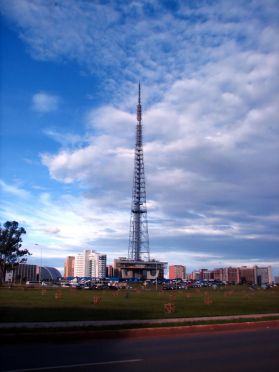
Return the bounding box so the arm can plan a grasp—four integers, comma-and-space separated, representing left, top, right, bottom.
2, 0, 278, 103
1, 0, 279, 273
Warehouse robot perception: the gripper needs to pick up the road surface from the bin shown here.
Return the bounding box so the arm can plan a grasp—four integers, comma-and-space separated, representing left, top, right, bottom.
1, 327, 278, 371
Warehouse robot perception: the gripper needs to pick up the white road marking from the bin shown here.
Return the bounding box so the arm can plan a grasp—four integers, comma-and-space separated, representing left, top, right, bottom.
4, 359, 143, 371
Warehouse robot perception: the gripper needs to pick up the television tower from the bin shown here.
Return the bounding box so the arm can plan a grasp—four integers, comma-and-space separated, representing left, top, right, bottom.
128, 83, 150, 261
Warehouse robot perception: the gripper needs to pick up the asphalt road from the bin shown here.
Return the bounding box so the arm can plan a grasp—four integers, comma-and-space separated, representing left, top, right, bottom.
1, 327, 279, 372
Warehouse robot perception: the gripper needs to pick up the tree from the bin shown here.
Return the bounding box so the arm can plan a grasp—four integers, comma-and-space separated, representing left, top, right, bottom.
0, 221, 30, 284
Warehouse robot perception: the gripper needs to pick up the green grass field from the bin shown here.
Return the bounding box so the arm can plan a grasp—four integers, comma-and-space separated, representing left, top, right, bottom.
0, 286, 278, 322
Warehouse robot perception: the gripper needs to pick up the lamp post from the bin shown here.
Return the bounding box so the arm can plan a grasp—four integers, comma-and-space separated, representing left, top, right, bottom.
155, 262, 158, 291
35, 244, 42, 283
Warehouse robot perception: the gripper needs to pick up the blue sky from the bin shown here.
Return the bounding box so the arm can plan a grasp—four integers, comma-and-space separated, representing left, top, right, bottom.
1, 0, 279, 276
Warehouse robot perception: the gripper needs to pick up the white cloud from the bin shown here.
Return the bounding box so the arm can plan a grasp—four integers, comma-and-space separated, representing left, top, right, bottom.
41, 226, 60, 235
1, 0, 279, 270
44, 129, 86, 147
0, 189, 130, 258
32, 92, 59, 112
2, 0, 278, 105
38, 37, 279, 244
0, 180, 30, 198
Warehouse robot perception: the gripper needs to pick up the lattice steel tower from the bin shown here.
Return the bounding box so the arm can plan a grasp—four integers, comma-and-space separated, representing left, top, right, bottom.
128, 83, 150, 261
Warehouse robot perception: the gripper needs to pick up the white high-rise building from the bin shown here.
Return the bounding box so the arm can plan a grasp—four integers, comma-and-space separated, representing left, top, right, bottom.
74, 250, 107, 278
74, 250, 91, 277
90, 253, 107, 278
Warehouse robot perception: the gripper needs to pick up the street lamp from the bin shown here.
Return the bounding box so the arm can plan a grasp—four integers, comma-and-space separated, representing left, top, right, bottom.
155, 261, 158, 291
35, 244, 42, 283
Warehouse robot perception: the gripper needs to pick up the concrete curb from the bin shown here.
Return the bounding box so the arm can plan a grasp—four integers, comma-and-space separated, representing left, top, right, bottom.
117, 320, 279, 339
1, 320, 279, 343
1, 313, 279, 329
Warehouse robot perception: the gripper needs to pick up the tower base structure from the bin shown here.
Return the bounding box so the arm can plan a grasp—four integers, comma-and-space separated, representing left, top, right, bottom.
113, 258, 167, 280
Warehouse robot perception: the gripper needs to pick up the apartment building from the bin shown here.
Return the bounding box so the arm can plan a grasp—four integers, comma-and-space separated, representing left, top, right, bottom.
254, 265, 272, 285
169, 265, 186, 279
74, 250, 107, 278
64, 256, 75, 278
187, 265, 272, 285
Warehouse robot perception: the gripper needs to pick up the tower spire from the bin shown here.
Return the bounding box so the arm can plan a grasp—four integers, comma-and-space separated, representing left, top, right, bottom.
128, 84, 150, 261
137, 81, 142, 122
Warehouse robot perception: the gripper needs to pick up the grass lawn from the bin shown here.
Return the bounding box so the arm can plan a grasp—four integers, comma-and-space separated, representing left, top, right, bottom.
0, 285, 278, 322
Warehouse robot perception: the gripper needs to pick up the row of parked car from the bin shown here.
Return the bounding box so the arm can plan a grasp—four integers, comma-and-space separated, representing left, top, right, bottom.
76, 284, 118, 290
161, 280, 226, 290
60, 280, 128, 290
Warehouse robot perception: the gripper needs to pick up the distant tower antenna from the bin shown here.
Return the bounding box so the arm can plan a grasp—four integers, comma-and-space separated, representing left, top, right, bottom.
128, 82, 150, 261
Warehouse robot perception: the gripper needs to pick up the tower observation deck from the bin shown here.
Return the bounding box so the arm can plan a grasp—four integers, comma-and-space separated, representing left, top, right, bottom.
128, 83, 150, 261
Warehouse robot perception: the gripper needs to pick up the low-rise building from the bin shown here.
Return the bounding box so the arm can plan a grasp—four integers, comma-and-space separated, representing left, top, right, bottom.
113, 257, 166, 280
5, 264, 61, 283
10, 263, 38, 282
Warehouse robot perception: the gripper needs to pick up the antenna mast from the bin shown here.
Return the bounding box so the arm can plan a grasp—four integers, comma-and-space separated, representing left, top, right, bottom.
128, 83, 150, 261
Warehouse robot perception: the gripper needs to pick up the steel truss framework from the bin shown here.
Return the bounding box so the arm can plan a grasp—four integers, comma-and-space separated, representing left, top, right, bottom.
128, 83, 150, 261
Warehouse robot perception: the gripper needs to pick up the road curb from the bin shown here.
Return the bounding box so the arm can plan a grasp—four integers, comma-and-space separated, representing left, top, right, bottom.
1, 313, 279, 329
1, 320, 279, 343
113, 319, 279, 338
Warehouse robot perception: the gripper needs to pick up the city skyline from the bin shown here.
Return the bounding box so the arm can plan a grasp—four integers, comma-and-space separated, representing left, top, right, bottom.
1, 1, 279, 276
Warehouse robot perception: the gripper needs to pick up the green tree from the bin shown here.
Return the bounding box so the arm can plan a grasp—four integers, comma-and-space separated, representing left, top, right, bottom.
0, 221, 30, 284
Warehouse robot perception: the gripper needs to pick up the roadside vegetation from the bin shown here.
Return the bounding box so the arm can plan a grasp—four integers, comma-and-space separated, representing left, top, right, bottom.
0, 221, 30, 285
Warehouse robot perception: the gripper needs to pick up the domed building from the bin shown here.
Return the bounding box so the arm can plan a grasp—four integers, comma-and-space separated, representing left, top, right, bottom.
5, 263, 62, 283
40, 266, 62, 282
